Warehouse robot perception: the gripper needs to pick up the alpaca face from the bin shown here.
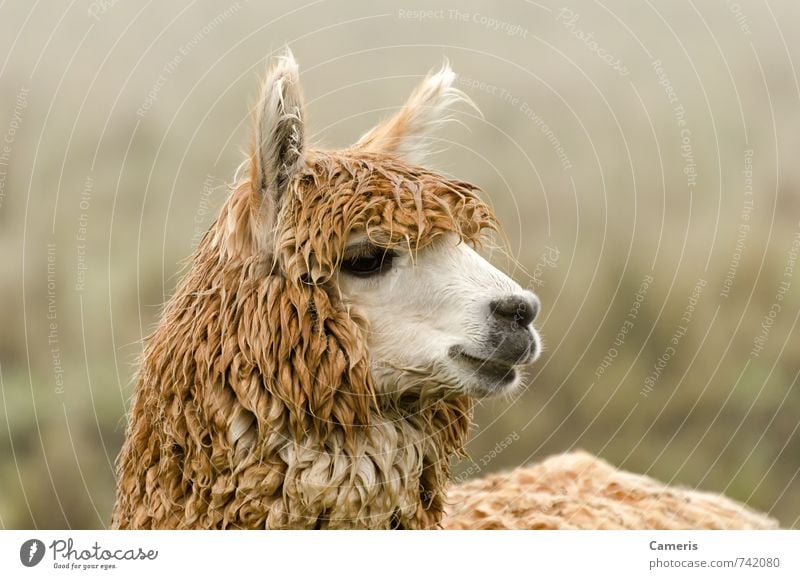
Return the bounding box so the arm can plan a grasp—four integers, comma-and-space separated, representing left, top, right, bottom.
334, 232, 540, 398
249, 51, 542, 402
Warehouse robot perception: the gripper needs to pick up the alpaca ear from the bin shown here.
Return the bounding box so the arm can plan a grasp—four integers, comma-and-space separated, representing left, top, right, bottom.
354, 62, 478, 165
251, 50, 306, 200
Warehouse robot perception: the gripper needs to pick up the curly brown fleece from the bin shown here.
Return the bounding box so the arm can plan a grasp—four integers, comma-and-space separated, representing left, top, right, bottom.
111, 148, 494, 529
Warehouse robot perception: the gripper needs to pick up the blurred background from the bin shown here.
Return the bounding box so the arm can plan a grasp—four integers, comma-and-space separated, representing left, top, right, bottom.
1, 0, 798, 529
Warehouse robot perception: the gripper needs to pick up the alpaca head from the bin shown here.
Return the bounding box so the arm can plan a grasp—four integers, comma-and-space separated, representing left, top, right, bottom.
227, 51, 541, 404
113, 51, 544, 530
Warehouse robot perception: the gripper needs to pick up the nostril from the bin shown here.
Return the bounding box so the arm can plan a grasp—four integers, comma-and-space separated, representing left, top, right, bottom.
489, 293, 539, 327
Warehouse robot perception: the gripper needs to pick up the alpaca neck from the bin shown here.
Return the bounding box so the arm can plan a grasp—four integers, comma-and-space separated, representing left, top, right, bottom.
113, 377, 470, 529
112, 248, 472, 529
279, 403, 470, 529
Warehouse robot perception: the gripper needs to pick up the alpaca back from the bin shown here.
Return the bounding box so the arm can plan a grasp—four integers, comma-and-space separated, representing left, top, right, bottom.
443, 452, 778, 530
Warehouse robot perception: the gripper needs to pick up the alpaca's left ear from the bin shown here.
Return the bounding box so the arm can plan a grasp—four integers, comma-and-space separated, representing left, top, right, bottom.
251, 50, 306, 201
354, 62, 478, 165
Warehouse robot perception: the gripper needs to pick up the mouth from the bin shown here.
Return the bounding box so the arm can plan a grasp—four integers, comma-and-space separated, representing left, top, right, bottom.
448, 345, 519, 389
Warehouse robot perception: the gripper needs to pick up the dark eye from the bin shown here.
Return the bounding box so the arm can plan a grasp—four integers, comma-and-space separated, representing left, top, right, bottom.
341, 247, 395, 277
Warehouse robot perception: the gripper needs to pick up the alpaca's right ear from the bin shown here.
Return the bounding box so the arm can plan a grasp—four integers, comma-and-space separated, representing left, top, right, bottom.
251, 50, 306, 202
354, 62, 478, 165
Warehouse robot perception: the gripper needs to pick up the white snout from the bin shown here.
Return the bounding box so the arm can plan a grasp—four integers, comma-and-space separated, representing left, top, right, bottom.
336, 234, 541, 398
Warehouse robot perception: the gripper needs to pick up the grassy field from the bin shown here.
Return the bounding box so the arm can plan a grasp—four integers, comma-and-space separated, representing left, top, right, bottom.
0, 0, 798, 528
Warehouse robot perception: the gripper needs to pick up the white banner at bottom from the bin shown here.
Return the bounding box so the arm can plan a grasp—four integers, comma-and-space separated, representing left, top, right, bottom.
0, 530, 797, 578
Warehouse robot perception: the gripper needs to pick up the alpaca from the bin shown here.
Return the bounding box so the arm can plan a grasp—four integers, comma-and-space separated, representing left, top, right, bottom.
112, 51, 776, 530
113, 51, 536, 529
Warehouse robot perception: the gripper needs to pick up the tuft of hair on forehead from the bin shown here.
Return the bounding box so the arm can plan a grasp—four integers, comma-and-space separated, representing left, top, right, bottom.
276, 151, 498, 283
354, 62, 480, 166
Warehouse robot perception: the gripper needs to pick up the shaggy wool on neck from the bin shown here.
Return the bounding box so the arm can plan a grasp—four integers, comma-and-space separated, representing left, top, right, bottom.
112, 153, 495, 529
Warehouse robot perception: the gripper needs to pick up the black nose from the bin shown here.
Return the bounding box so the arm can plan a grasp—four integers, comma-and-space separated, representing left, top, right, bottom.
484, 292, 540, 365
489, 293, 539, 327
